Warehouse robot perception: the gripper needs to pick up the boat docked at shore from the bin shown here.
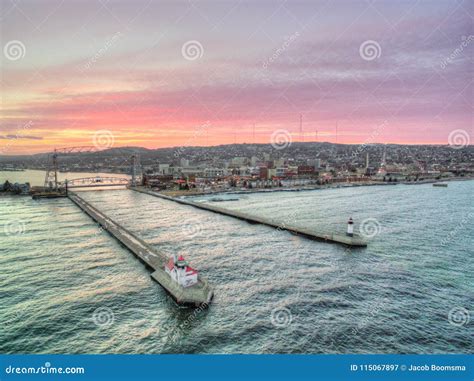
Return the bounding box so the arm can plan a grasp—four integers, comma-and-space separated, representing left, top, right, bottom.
209, 197, 239, 202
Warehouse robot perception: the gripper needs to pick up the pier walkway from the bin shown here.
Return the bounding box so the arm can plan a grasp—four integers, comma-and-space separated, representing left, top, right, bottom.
68, 192, 214, 306
131, 187, 368, 247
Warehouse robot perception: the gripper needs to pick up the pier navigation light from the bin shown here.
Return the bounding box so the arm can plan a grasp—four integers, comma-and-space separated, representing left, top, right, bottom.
346, 217, 354, 237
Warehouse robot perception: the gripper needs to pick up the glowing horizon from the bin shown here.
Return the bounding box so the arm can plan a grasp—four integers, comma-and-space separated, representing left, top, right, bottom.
1, 0, 472, 155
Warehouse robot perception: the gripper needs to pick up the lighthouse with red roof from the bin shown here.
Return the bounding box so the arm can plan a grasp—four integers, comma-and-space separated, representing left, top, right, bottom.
165, 254, 198, 288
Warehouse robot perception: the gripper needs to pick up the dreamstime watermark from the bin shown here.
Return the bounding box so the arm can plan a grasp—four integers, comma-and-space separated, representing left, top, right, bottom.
262, 31, 300, 69
359, 40, 381, 61
181, 218, 204, 238
122, 307, 162, 340
448, 129, 470, 149
270, 129, 292, 150
181, 40, 204, 61
92, 130, 115, 149
351, 297, 389, 335
448, 307, 470, 327
440, 211, 473, 247
168, 302, 209, 344
174, 121, 211, 158
3, 220, 26, 236
259, 209, 304, 254
440, 35, 473, 69
270, 306, 292, 328
265, 209, 299, 243
82, 32, 123, 71
3, 40, 26, 61
92, 307, 115, 328
359, 218, 381, 238
4, 305, 29, 327
400, 146, 425, 172
5, 362, 84, 375
351, 120, 388, 158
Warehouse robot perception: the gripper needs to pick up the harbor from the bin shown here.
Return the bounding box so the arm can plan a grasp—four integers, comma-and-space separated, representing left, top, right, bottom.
131, 187, 368, 247
68, 191, 213, 306
2, 176, 473, 354
1, 0, 473, 362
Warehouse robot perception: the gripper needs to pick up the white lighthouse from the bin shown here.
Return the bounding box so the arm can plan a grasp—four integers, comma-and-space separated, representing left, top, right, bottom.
346, 217, 354, 237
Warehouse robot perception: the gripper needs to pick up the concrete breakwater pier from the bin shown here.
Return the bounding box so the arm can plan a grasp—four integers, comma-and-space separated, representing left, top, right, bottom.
131, 187, 368, 247
68, 192, 214, 306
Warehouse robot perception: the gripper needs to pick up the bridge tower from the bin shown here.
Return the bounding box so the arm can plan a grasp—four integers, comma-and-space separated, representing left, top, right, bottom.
44, 149, 59, 190
130, 154, 142, 187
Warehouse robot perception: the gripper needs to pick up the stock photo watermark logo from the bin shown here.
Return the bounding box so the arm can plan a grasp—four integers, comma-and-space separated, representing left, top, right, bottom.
359, 40, 381, 61
4, 305, 29, 328
440, 211, 473, 247
440, 35, 473, 69
92, 307, 115, 328
92, 130, 115, 149
168, 302, 209, 344
174, 121, 211, 158
351, 120, 388, 159
82, 32, 123, 71
447, 129, 470, 150
5, 362, 85, 375
181, 218, 204, 238
351, 297, 389, 336
270, 306, 292, 328
123, 307, 161, 341
270, 129, 292, 150
3, 40, 26, 61
262, 31, 300, 69
3, 220, 26, 236
359, 218, 381, 238
181, 40, 204, 61
448, 307, 470, 327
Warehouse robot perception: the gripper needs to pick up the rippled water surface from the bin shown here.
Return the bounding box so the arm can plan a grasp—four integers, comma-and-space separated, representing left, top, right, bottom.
1, 181, 472, 353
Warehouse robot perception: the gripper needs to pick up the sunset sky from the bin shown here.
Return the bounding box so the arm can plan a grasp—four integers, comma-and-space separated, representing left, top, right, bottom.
1, 0, 472, 154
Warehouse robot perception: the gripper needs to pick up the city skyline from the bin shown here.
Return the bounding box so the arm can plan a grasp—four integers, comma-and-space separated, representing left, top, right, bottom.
1, 0, 473, 154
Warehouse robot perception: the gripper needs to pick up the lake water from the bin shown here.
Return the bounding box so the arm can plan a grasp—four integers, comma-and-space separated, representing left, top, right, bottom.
0, 174, 472, 353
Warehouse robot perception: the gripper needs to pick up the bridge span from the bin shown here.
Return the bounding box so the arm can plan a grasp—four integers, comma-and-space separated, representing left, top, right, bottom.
62, 177, 130, 189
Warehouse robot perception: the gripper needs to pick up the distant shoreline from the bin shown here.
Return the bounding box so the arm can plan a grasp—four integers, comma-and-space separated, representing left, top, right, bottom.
163, 176, 474, 198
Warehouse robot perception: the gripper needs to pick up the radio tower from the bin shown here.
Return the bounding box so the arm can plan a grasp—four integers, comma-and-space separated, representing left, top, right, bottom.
300, 114, 303, 142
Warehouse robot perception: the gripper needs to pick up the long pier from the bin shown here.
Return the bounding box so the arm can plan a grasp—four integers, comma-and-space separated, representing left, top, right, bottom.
68, 192, 214, 306
131, 187, 368, 247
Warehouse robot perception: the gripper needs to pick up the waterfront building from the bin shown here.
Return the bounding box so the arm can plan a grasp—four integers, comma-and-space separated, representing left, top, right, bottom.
158, 164, 171, 175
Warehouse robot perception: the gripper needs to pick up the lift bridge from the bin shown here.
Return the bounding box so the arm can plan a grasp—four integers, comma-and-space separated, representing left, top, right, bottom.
44, 146, 142, 190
